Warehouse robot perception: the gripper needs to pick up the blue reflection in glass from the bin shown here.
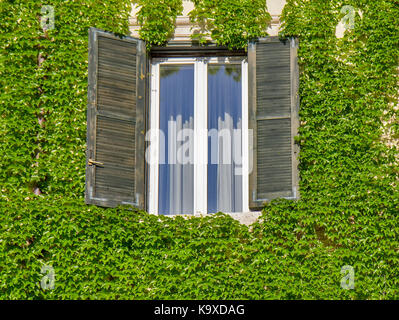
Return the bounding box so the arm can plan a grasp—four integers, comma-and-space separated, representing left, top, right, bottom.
207, 64, 243, 213
159, 64, 194, 215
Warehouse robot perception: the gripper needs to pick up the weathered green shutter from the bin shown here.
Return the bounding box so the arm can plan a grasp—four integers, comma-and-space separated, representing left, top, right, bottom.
85, 28, 146, 209
248, 37, 300, 209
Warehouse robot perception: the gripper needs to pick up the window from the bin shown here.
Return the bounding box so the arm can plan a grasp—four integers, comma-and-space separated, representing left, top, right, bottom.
148, 57, 249, 215
85, 28, 300, 214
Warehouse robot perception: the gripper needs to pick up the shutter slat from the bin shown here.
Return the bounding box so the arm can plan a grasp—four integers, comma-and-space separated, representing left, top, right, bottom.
98, 93, 137, 109
98, 60, 136, 74
248, 37, 300, 209
98, 44, 137, 57
98, 36, 139, 51
85, 28, 146, 209
98, 83, 135, 96
98, 57, 137, 71
98, 71, 137, 85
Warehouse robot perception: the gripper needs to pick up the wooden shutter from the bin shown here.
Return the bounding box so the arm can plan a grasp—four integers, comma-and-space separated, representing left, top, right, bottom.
85, 28, 146, 209
248, 37, 300, 209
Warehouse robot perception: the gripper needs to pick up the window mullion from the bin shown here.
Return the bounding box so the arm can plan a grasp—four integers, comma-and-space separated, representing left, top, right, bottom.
149, 62, 160, 215
194, 59, 208, 214
242, 60, 249, 212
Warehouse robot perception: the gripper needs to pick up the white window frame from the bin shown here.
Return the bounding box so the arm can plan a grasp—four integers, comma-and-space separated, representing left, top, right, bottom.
148, 56, 249, 215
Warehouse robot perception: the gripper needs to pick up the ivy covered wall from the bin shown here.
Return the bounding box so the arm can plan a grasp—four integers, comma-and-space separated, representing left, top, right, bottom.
0, 0, 398, 299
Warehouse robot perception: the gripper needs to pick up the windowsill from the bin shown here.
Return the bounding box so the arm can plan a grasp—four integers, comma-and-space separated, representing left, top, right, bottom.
157, 211, 262, 226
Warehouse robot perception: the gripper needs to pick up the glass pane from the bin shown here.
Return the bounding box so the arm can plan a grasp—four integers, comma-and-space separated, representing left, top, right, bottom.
207, 64, 243, 213
159, 64, 194, 215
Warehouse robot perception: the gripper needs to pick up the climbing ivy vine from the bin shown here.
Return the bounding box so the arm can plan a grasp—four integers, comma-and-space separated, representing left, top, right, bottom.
135, 0, 183, 47
189, 0, 271, 49
0, 0, 398, 299
134, 0, 271, 49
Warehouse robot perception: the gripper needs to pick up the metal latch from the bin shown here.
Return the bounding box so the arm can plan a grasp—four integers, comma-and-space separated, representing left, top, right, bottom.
88, 159, 104, 166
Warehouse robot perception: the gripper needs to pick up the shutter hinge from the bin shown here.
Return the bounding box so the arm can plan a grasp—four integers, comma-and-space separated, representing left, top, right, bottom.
140, 65, 145, 80
136, 193, 140, 206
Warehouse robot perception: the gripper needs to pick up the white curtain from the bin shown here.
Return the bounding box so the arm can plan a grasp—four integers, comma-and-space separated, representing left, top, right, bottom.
208, 64, 243, 213
159, 65, 194, 215
167, 115, 194, 214
158, 63, 242, 215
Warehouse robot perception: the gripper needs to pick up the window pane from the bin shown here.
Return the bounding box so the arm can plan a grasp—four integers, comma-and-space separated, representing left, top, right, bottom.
207, 64, 243, 213
159, 64, 194, 215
